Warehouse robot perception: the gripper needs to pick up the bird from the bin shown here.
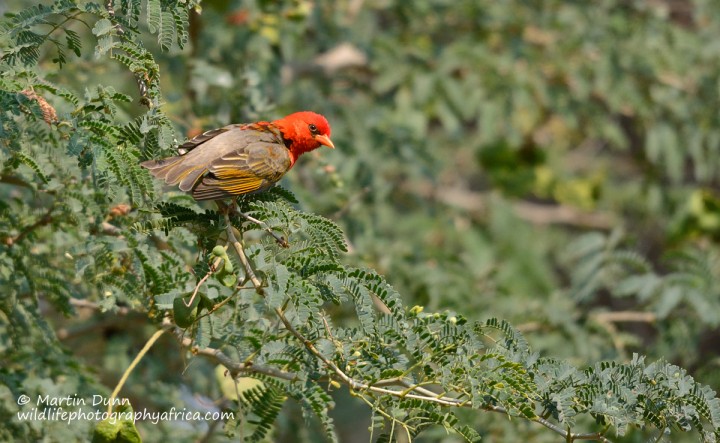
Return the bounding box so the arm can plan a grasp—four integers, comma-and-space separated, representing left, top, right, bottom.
140, 111, 335, 201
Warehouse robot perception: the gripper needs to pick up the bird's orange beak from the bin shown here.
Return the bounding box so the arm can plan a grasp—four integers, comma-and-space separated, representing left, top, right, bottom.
315, 134, 335, 149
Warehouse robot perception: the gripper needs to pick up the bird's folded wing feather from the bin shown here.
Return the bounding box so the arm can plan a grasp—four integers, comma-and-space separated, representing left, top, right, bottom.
191, 141, 292, 200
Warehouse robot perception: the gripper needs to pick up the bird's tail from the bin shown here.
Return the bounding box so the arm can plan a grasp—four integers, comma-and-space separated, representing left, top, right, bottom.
140, 156, 206, 192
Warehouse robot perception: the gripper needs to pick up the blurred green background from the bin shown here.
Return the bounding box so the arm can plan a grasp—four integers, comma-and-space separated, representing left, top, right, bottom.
3, 0, 720, 441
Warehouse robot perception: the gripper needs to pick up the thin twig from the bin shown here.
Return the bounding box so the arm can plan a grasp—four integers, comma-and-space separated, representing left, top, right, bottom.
194, 286, 253, 323
108, 326, 168, 414
236, 210, 289, 248
39, 11, 88, 39
186, 256, 223, 307
224, 212, 264, 293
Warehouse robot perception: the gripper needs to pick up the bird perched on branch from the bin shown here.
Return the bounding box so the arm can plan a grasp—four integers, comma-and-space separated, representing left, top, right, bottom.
141, 111, 335, 201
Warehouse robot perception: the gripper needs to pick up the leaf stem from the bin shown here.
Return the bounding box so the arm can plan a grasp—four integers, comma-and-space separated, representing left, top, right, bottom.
107, 327, 167, 414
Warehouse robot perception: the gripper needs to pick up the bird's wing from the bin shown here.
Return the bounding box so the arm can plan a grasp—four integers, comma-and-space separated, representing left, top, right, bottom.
143, 124, 287, 195
191, 141, 292, 200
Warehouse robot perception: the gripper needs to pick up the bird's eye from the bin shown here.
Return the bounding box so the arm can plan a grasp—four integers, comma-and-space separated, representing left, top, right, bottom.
308, 124, 318, 134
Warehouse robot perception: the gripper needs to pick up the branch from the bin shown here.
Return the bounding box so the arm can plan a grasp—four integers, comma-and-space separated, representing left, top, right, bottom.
224, 223, 615, 443
68, 296, 294, 381
412, 183, 616, 230
171, 326, 296, 381
99, 221, 124, 237
512, 199, 615, 230
69, 297, 132, 315
0, 174, 34, 189
6, 205, 55, 246
593, 311, 657, 323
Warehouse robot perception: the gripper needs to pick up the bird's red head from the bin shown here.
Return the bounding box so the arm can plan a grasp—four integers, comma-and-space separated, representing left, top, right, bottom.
273, 111, 334, 162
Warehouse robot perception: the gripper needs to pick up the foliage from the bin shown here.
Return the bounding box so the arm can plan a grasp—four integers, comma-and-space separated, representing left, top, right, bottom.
1, 0, 720, 442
